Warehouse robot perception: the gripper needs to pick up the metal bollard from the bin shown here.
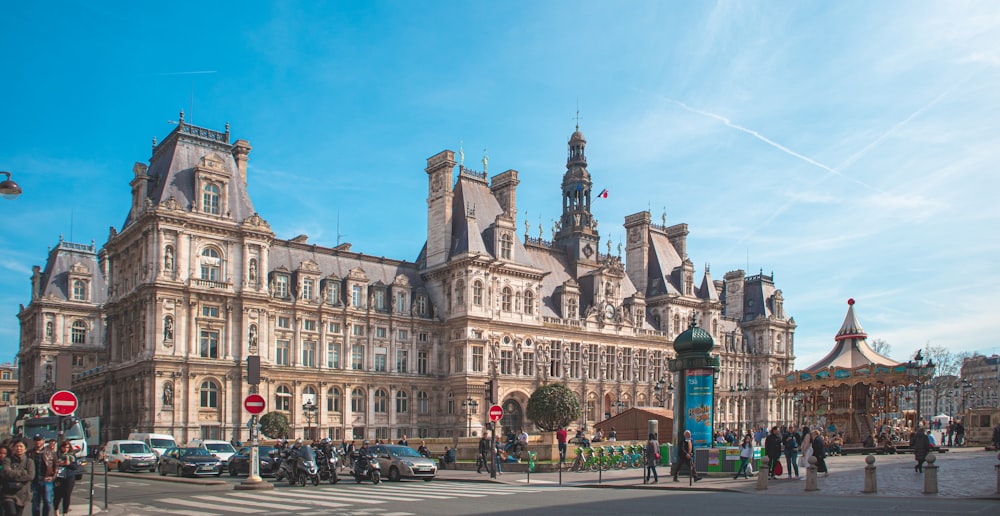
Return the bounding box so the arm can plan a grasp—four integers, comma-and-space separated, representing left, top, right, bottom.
923, 453, 938, 495
995, 452, 1000, 494
756, 456, 769, 490
863, 455, 877, 494
805, 455, 819, 491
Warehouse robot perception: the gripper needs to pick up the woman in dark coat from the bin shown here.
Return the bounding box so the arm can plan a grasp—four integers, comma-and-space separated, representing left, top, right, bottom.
1, 440, 36, 516
811, 430, 828, 476
909, 427, 930, 473
54, 440, 79, 515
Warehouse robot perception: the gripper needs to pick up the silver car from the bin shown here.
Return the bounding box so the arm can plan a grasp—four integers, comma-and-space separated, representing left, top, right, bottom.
371, 444, 437, 481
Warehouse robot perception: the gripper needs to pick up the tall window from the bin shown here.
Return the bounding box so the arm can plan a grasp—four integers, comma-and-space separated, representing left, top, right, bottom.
417, 350, 428, 375
523, 352, 534, 376
302, 279, 314, 300
447, 392, 455, 415
302, 341, 316, 367
351, 344, 365, 370
351, 388, 364, 413
568, 342, 580, 378
524, 289, 534, 315
275, 275, 289, 298
202, 183, 220, 214
501, 287, 512, 311
200, 381, 219, 408
374, 352, 387, 372
472, 346, 484, 372
70, 321, 87, 344
200, 248, 221, 281
454, 280, 464, 305
394, 291, 406, 313
396, 391, 408, 413
326, 281, 341, 304
567, 298, 578, 319
417, 391, 429, 414
500, 350, 513, 375
500, 233, 512, 259
473, 281, 483, 306
327, 387, 341, 412
199, 330, 219, 358
327, 342, 341, 368
72, 280, 87, 301
276, 340, 290, 366
373, 289, 386, 311
351, 285, 363, 307
373, 389, 388, 413
276, 385, 291, 411
415, 295, 427, 315
396, 350, 408, 373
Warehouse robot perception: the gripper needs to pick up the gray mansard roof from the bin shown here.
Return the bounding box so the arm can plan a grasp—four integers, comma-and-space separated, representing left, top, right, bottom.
38, 239, 107, 303
449, 172, 536, 268
269, 240, 426, 291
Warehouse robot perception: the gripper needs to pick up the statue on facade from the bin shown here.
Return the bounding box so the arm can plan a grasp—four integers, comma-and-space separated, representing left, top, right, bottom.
164, 247, 174, 272
489, 341, 500, 368
514, 343, 523, 372
249, 259, 257, 283
163, 382, 174, 406
248, 324, 258, 351
163, 316, 173, 341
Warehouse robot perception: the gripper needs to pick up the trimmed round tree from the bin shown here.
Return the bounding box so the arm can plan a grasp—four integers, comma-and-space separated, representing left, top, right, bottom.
259, 411, 290, 439
526, 382, 581, 431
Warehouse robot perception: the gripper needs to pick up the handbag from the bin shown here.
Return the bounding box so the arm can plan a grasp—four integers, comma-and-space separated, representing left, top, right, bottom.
773, 459, 783, 476
654, 451, 661, 461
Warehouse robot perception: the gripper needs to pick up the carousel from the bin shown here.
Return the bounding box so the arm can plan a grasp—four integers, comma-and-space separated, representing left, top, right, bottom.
775, 299, 935, 445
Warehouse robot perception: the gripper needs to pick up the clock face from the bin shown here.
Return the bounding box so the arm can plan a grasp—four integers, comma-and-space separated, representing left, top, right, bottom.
604, 303, 615, 320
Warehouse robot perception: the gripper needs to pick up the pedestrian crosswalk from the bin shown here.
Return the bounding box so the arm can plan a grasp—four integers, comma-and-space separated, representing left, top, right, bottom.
126, 482, 573, 515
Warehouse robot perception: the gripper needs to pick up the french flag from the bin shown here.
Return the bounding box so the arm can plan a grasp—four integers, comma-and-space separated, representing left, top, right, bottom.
598, 188, 608, 199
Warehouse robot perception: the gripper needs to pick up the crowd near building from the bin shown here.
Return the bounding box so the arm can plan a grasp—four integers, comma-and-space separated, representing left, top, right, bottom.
16, 114, 799, 444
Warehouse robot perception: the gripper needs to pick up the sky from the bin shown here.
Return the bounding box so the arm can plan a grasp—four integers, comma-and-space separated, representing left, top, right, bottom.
1, 1, 998, 369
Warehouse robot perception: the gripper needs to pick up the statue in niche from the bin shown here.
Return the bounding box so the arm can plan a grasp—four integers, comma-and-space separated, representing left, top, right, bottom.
164, 247, 174, 272
514, 343, 523, 370
488, 341, 500, 367
563, 358, 571, 378
163, 316, 173, 341
163, 382, 174, 406
249, 259, 258, 283
248, 324, 258, 352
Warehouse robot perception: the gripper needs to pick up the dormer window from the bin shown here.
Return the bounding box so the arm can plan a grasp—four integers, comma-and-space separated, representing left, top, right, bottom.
351, 285, 363, 307
71, 320, 87, 344
274, 275, 289, 298
202, 183, 221, 214
373, 288, 386, 311
325, 280, 341, 305
302, 279, 314, 300
567, 298, 578, 319
499, 233, 513, 260
72, 280, 88, 301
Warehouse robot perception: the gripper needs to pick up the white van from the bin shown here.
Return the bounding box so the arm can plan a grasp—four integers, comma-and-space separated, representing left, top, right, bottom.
105, 440, 157, 473
188, 439, 237, 470
127, 433, 177, 457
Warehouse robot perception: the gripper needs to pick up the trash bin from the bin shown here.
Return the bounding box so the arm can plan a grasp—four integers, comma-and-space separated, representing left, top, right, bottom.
659, 443, 672, 466
528, 451, 536, 472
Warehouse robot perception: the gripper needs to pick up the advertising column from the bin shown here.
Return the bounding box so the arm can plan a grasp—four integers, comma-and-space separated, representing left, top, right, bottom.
685, 369, 714, 448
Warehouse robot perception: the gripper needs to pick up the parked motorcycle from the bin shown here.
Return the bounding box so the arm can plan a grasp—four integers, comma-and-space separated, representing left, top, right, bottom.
272, 447, 298, 486
316, 443, 340, 484
352, 449, 381, 484
296, 445, 320, 486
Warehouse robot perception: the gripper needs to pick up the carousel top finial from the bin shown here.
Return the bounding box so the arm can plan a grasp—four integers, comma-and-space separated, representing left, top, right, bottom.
848, 298, 855, 306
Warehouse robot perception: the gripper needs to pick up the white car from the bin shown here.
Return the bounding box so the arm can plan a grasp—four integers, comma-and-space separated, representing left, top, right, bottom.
188, 439, 237, 470
105, 440, 157, 473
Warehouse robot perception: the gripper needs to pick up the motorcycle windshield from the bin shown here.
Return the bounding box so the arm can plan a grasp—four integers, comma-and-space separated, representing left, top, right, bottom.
299, 447, 316, 461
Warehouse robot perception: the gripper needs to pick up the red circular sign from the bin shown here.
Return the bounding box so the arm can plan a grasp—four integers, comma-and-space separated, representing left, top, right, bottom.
489, 404, 503, 422
49, 390, 78, 416
244, 394, 266, 415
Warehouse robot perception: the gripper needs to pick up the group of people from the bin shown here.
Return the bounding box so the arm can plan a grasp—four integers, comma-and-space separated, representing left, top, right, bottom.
759, 425, 829, 480
0, 434, 78, 516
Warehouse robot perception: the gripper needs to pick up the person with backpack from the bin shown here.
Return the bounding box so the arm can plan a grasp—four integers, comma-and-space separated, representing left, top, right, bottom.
783, 428, 800, 479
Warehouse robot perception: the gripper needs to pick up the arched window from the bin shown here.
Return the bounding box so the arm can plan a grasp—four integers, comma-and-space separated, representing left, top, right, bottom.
501, 287, 512, 312
351, 388, 365, 413
276, 385, 292, 412
447, 392, 455, 415
303, 386, 317, 404
202, 183, 220, 214
200, 247, 221, 281
472, 281, 483, 306
71, 321, 86, 344
523, 290, 534, 315
395, 391, 408, 414
455, 280, 464, 305
417, 391, 429, 414
673, 313, 681, 334
500, 233, 512, 259
373, 389, 388, 413
200, 380, 219, 408
72, 280, 87, 301
327, 387, 341, 413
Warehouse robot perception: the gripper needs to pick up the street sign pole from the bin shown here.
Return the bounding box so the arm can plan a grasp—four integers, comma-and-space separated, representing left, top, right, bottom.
489, 422, 496, 479
236, 392, 272, 491
248, 415, 261, 482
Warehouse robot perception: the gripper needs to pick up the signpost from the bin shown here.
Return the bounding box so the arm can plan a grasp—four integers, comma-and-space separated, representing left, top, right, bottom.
489, 405, 503, 422
235, 394, 272, 490
244, 394, 266, 414
49, 390, 78, 416
488, 405, 503, 479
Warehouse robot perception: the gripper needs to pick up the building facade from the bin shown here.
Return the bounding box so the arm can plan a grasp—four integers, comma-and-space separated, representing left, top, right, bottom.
0, 363, 17, 406
18, 116, 796, 443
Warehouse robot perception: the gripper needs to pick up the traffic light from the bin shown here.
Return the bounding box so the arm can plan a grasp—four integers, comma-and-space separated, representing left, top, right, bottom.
247, 355, 260, 385
484, 379, 494, 404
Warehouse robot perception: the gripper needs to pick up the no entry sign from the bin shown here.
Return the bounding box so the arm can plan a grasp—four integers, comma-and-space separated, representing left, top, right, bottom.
489, 404, 503, 422
49, 390, 78, 416
244, 394, 266, 414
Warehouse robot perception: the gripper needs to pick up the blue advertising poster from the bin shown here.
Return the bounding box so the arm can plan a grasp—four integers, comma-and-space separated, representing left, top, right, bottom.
685, 368, 714, 448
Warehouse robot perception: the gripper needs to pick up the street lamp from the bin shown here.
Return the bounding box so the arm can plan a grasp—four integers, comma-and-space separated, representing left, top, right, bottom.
461, 398, 479, 437
654, 377, 674, 407
729, 381, 748, 432
906, 350, 935, 429
302, 399, 317, 440
613, 400, 627, 415
0, 172, 22, 200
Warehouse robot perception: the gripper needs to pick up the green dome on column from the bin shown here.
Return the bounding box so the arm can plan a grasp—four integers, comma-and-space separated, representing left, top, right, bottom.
673, 319, 715, 354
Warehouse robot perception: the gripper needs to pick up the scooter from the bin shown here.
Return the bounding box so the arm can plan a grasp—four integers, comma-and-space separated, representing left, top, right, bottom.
273, 449, 299, 486
352, 450, 381, 484
296, 446, 321, 486
317, 446, 340, 484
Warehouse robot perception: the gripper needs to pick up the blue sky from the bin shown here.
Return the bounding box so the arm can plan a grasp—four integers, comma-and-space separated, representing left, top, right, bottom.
1, 1, 998, 368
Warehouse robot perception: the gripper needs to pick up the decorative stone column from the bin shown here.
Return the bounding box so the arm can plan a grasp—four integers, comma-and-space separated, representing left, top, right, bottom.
756, 456, 769, 490
863, 455, 877, 493
923, 453, 938, 495
805, 455, 819, 491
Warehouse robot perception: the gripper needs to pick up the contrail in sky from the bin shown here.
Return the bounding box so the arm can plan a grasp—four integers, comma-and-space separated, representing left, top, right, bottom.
155, 71, 218, 76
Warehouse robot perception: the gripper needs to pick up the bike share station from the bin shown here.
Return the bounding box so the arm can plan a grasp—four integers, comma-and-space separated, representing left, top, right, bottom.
236, 356, 273, 491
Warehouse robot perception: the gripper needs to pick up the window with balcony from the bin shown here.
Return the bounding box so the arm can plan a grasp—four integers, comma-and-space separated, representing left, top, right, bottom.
200, 248, 221, 281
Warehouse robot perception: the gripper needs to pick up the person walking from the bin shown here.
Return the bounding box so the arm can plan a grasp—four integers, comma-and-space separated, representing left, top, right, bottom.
812, 430, 828, 476
672, 430, 701, 482
493, 437, 504, 475
909, 426, 930, 473
734, 435, 754, 479
783, 429, 800, 479
52, 441, 78, 516
644, 433, 659, 483
992, 423, 1000, 451
556, 427, 568, 463
476, 435, 490, 474
764, 427, 782, 480
2, 441, 36, 516
798, 426, 813, 471
27, 435, 55, 516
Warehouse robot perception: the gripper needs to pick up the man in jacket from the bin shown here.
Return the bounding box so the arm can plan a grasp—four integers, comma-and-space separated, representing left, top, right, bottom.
476, 435, 490, 474
672, 430, 702, 483
764, 426, 783, 479
27, 434, 55, 516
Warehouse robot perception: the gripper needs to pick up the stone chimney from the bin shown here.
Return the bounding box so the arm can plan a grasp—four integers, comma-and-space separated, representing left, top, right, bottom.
233, 139, 252, 185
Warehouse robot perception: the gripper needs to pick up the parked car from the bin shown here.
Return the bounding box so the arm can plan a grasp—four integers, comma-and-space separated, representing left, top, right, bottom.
157, 447, 223, 477
105, 440, 157, 473
188, 439, 237, 470
127, 432, 177, 457
370, 444, 437, 482
227, 446, 278, 477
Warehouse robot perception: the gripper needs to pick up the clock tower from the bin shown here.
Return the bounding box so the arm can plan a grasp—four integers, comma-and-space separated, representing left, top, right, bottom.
554, 126, 601, 275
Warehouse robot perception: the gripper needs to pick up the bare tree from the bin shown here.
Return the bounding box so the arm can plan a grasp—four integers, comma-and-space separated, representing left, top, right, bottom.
922, 344, 971, 415
870, 338, 891, 356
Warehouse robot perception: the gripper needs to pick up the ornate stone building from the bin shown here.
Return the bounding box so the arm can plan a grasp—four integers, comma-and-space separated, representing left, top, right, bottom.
18, 116, 796, 443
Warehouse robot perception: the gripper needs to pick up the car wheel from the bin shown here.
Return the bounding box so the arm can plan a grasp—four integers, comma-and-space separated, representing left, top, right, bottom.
388, 467, 401, 482
176, 466, 183, 478
149, 467, 156, 473
312, 475, 319, 486
158, 465, 166, 477
215, 471, 222, 477
118, 462, 126, 473
229, 466, 237, 477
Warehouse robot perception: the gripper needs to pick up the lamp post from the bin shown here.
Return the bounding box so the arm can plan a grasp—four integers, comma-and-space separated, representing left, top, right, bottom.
461, 398, 479, 437
906, 350, 935, 429
654, 377, 674, 407
729, 381, 748, 433
0, 172, 22, 200
302, 399, 317, 440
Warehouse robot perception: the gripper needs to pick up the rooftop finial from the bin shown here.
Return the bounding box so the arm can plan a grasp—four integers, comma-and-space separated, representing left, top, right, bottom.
179, 109, 185, 125
459, 140, 464, 167
482, 148, 488, 174
574, 100, 582, 131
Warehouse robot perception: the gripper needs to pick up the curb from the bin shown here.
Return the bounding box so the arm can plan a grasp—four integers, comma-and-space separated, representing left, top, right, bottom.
105, 470, 229, 486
